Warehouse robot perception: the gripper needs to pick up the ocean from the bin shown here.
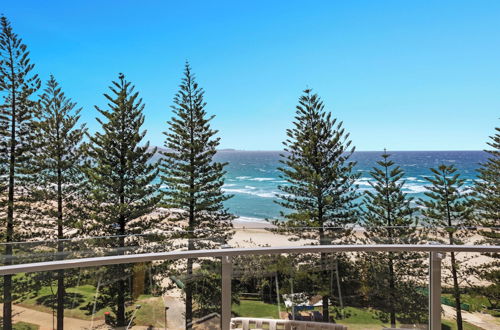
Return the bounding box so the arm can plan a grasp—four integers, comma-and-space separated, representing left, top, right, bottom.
212, 150, 489, 222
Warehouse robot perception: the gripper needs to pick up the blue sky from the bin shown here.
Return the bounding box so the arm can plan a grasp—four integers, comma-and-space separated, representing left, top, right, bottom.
3, 0, 499, 150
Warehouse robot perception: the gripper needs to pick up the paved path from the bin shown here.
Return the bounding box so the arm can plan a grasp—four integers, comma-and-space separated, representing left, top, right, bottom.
442, 304, 499, 330
162, 289, 185, 330
2, 303, 162, 330
1, 303, 98, 330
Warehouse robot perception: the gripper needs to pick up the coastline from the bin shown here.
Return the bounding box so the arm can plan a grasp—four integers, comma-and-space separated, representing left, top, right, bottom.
232, 216, 275, 229
228, 216, 494, 287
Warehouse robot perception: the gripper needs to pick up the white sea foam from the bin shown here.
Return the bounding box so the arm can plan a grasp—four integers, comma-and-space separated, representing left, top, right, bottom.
233, 216, 275, 228
355, 178, 373, 187
403, 184, 428, 194
222, 187, 277, 198
459, 187, 475, 194
249, 177, 275, 181
234, 216, 269, 223
235, 176, 276, 182
406, 177, 427, 183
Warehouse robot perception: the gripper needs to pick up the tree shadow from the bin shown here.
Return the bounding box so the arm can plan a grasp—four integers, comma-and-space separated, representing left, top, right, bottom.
35, 293, 85, 309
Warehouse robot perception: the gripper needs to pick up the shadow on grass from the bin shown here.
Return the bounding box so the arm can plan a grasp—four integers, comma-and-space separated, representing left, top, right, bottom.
35, 293, 85, 309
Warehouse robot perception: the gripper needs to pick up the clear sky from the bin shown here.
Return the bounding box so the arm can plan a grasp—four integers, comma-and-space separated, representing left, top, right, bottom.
2, 0, 499, 151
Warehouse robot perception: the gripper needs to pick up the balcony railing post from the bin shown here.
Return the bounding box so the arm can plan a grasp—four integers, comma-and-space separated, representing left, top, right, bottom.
221, 245, 232, 330
429, 251, 443, 330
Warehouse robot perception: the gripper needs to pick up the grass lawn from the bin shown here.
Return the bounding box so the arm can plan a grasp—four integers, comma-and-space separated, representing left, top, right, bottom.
442, 293, 499, 317
132, 296, 166, 327
13, 322, 39, 330
233, 298, 484, 330
232, 299, 283, 318
232, 299, 408, 329
17, 282, 165, 326
19, 284, 102, 320
333, 307, 394, 330
14, 282, 494, 330
442, 319, 484, 330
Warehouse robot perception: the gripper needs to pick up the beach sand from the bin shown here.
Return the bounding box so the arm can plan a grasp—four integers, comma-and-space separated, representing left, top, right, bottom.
228, 216, 496, 287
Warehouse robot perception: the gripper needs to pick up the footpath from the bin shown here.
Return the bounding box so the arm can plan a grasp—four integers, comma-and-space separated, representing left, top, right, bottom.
442, 304, 499, 330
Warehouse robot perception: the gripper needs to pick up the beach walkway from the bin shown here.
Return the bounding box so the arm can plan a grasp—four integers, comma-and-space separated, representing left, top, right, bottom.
2, 303, 96, 330
442, 304, 499, 329
1, 303, 166, 330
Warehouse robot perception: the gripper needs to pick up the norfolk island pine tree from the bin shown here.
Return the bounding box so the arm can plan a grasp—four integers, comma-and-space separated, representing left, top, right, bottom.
83, 74, 161, 327
275, 89, 359, 322
419, 165, 475, 330
0, 15, 40, 330
31, 76, 87, 330
160, 62, 234, 328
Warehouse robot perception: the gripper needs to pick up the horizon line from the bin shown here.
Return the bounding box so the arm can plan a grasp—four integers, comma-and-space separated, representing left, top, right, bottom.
153, 147, 489, 153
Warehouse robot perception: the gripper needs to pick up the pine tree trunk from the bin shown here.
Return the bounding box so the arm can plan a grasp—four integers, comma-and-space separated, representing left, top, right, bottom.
57, 168, 65, 330
321, 252, 330, 322
319, 228, 330, 322
3, 79, 17, 330
388, 256, 396, 328
3, 273, 12, 330
385, 162, 396, 328
116, 220, 126, 327
3, 230, 13, 330
445, 180, 463, 330
116, 145, 127, 327
185, 256, 194, 329
185, 201, 195, 329
334, 260, 344, 313
117, 274, 126, 327
450, 251, 463, 330
186, 124, 195, 329
57, 270, 65, 329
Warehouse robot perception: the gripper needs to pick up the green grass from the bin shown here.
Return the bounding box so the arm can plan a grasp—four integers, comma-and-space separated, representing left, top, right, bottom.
12, 322, 39, 330
15, 282, 496, 329
130, 295, 166, 327
232, 299, 410, 329
17, 282, 165, 326
233, 298, 485, 330
329, 307, 391, 330
232, 299, 283, 318
442, 293, 496, 313
442, 319, 484, 330
19, 284, 99, 320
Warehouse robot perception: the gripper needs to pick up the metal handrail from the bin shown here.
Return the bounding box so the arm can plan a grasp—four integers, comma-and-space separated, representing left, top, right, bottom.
0, 244, 497, 276
1, 243, 498, 330
0, 225, 497, 246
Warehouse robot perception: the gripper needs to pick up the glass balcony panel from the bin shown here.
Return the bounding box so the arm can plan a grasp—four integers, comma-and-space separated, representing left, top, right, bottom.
230, 251, 429, 329
0, 257, 222, 329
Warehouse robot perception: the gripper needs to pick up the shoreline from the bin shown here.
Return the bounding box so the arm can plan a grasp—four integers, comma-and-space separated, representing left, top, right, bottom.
232, 216, 275, 229
232, 216, 367, 231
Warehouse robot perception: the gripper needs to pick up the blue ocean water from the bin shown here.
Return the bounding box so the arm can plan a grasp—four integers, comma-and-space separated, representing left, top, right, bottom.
213, 151, 489, 221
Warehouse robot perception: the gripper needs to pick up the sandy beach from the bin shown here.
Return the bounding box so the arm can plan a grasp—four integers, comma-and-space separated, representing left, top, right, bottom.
228, 216, 496, 287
